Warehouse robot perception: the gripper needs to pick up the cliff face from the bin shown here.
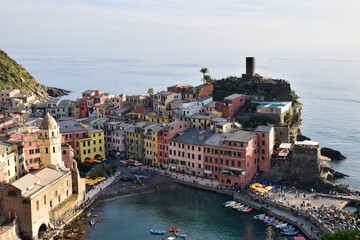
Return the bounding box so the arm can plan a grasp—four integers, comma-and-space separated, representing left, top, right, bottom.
0, 49, 69, 100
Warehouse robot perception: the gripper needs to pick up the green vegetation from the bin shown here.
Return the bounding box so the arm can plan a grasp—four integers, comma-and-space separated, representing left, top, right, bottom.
147, 88, 154, 95
240, 115, 274, 129
242, 100, 260, 112
291, 90, 300, 103
89, 162, 118, 179
200, 67, 209, 78
319, 229, 360, 240
0, 49, 38, 91
203, 75, 213, 84
76, 160, 93, 173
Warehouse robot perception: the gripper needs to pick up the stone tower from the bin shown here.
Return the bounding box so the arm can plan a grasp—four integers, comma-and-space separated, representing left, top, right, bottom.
39, 112, 63, 169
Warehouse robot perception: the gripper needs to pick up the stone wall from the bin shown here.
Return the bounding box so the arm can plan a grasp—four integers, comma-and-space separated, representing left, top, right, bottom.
0, 219, 21, 240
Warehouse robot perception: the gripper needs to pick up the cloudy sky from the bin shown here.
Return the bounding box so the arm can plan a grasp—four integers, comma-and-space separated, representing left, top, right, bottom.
1, 0, 359, 58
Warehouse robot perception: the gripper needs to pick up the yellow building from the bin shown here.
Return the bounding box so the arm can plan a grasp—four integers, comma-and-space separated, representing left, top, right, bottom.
189, 114, 217, 130
0, 140, 21, 183
94, 103, 109, 118
125, 122, 148, 160
143, 124, 163, 166
148, 114, 171, 124
157, 91, 181, 113
74, 128, 105, 162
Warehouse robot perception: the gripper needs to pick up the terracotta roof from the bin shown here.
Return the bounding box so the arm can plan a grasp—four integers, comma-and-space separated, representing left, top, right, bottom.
131, 107, 147, 114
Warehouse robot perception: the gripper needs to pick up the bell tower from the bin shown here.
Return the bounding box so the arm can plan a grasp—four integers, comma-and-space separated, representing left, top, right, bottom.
39, 112, 63, 169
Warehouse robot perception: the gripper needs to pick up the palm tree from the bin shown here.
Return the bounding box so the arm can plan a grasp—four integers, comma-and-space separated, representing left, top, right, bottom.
147, 88, 154, 95
203, 75, 213, 84
200, 68, 209, 78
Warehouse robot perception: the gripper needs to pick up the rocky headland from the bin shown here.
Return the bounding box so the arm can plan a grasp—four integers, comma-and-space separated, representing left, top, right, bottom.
0, 49, 70, 100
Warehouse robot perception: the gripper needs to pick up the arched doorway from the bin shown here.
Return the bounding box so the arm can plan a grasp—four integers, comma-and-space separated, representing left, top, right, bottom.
94, 154, 102, 159
38, 223, 47, 238
226, 179, 231, 185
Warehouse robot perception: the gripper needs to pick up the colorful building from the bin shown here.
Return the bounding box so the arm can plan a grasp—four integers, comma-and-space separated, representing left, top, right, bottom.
59, 120, 88, 149
73, 128, 105, 162
168, 128, 213, 176
125, 122, 148, 160
143, 124, 163, 166
156, 91, 181, 113
157, 121, 190, 167
189, 114, 217, 130
217, 94, 250, 118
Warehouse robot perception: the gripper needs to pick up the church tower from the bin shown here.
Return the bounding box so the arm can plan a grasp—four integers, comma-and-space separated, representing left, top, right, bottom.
39, 112, 63, 169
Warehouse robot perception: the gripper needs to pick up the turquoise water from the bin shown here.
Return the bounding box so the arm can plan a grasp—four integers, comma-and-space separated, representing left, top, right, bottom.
84, 186, 292, 240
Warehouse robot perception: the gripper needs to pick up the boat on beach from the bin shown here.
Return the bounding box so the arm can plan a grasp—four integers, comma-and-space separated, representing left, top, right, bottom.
282, 230, 299, 236
240, 207, 253, 213
150, 230, 165, 235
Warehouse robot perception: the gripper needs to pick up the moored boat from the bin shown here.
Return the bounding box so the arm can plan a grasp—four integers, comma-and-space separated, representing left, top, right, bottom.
223, 201, 236, 207
175, 232, 187, 238
150, 230, 165, 235
169, 228, 179, 232
241, 207, 253, 213
282, 230, 299, 236
253, 214, 266, 220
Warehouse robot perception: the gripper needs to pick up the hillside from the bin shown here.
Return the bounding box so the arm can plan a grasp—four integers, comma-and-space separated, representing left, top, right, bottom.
0, 49, 69, 100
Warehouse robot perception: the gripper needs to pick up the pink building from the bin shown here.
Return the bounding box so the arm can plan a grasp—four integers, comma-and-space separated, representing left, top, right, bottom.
111, 93, 127, 109
158, 121, 189, 167
104, 122, 132, 158
217, 94, 250, 118
61, 144, 74, 168
0, 116, 15, 131
168, 128, 213, 176
255, 126, 275, 172
203, 126, 274, 187
9, 134, 40, 171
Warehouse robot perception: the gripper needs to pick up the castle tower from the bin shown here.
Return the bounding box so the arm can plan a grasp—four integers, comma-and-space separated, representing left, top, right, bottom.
246, 57, 255, 77
39, 112, 63, 169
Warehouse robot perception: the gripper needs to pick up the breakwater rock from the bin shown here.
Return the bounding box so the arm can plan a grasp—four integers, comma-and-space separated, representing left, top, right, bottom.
321, 147, 346, 160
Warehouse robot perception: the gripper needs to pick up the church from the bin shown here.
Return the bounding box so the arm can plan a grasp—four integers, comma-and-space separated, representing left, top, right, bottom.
0, 113, 85, 239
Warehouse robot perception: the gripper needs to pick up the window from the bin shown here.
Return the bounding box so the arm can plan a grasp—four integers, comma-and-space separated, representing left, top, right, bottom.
192, 146, 194, 151
198, 155, 201, 160
44, 195, 47, 205
29, 149, 34, 154
198, 147, 201, 151
192, 154, 194, 159
94, 147, 96, 152
37, 200, 39, 210
226, 160, 229, 166
30, 159, 33, 163
209, 157, 212, 163
215, 158, 217, 164
262, 141, 265, 146
238, 161, 241, 167
45, 147, 48, 154
232, 161, 234, 166
100, 147, 102, 151
53, 147, 55, 153
63, 150, 66, 154
83, 150, 86, 154
205, 156, 208, 162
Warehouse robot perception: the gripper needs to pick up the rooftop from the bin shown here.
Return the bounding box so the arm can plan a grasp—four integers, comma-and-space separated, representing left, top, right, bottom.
11, 166, 70, 198
168, 83, 193, 88
189, 114, 217, 120
131, 107, 148, 114
256, 125, 273, 133
170, 128, 213, 146
59, 120, 86, 132
224, 93, 246, 100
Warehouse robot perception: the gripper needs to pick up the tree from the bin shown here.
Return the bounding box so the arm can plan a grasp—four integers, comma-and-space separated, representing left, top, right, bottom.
148, 88, 154, 95
319, 229, 360, 240
203, 75, 213, 84
200, 68, 209, 78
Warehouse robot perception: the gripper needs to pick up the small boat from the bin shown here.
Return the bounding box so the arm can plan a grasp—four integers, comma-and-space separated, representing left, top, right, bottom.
282, 231, 299, 236
276, 223, 288, 228
253, 214, 266, 220
259, 215, 270, 221
268, 220, 279, 225
223, 201, 236, 207
241, 207, 253, 213
232, 204, 244, 209
150, 230, 165, 235
169, 228, 180, 232
175, 232, 187, 238
89, 219, 96, 226
273, 222, 284, 227
167, 238, 176, 240
264, 217, 274, 223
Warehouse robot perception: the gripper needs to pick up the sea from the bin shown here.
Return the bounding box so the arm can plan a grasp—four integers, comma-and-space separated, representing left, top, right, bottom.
5, 49, 360, 239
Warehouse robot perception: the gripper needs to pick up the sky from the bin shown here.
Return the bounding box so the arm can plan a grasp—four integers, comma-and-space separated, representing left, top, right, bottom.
1, 0, 360, 59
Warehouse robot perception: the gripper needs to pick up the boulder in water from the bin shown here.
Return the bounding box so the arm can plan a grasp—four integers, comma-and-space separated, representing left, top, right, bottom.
321, 147, 346, 160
